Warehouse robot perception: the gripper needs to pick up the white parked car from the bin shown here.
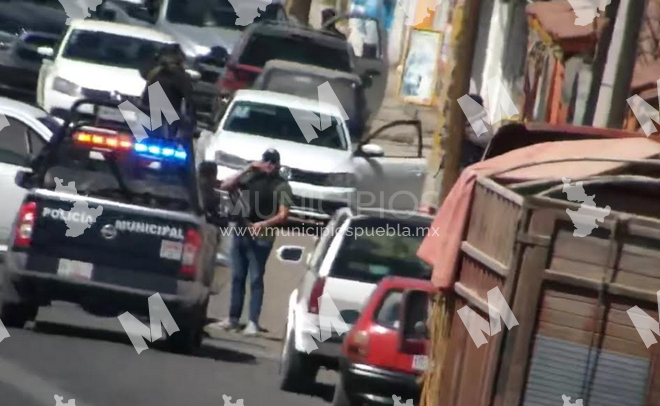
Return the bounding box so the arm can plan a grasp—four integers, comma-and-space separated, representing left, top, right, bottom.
277, 207, 433, 392
0, 97, 59, 256
196, 89, 426, 221
36, 20, 176, 118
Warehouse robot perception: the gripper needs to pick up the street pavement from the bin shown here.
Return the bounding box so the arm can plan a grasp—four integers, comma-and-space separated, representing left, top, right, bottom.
0, 302, 335, 406
206, 233, 317, 359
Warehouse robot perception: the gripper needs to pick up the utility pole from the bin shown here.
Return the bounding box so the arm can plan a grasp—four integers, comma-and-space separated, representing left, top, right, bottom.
437, 0, 482, 202
592, 0, 647, 128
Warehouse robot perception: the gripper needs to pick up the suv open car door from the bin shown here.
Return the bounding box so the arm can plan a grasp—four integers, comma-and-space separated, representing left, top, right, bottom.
351, 120, 425, 211
324, 13, 388, 117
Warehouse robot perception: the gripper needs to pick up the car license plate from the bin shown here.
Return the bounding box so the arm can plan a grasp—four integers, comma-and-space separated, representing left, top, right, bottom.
97, 106, 135, 123
160, 240, 183, 261
57, 259, 93, 280
412, 355, 429, 372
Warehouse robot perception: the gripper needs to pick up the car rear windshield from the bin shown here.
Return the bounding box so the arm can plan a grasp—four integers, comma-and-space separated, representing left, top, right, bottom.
38, 136, 196, 212
166, 0, 243, 29
223, 100, 348, 150
239, 34, 351, 72
261, 72, 357, 117
62, 30, 168, 70
329, 218, 432, 283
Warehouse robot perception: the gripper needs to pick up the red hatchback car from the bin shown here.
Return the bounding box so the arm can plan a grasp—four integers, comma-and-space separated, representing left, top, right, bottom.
333, 276, 436, 406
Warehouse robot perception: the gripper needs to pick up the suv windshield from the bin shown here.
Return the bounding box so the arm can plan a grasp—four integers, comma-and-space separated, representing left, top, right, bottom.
166, 0, 240, 29
38, 135, 196, 211
62, 30, 169, 70
262, 72, 358, 118
223, 101, 348, 150
240, 34, 352, 72
329, 217, 432, 283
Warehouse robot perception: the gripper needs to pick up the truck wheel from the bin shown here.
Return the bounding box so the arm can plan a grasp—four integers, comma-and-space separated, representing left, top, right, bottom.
332, 374, 354, 406
0, 302, 38, 328
168, 299, 208, 354
279, 327, 319, 392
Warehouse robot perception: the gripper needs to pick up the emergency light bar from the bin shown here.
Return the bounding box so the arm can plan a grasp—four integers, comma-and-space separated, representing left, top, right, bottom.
73, 131, 188, 161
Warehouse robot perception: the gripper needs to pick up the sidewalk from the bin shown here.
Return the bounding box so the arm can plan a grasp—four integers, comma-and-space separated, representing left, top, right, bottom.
367, 67, 438, 158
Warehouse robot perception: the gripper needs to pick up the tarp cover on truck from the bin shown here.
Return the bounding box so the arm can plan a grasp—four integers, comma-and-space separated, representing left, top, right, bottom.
417, 137, 660, 288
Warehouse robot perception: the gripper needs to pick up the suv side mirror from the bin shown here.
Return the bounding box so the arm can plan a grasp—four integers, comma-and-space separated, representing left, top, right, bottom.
198, 46, 228, 68
37, 46, 54, 59
277, 245, 304, 263
355, 143, 384, 158
185, 69, 202, 81
398, 290, 431, 353
15, 170, 33, 189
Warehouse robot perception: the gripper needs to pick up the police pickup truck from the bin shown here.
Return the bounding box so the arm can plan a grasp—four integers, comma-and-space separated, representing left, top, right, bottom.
1, 100, 223, 353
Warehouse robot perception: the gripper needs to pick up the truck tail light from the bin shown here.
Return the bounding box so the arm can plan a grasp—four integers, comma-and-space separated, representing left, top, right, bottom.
14, 202, 37, 248
307, 277, 326, 314
180, 229, 202, 277
346, 330, 370, 362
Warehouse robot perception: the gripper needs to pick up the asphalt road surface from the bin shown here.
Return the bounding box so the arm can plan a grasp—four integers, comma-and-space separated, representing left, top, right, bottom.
0, 303, 333, 406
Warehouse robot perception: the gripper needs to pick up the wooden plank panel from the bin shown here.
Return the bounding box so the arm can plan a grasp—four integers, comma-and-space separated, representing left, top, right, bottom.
536, 323, 650, 358
541, 294, 599, 318
615, 271, 660, 292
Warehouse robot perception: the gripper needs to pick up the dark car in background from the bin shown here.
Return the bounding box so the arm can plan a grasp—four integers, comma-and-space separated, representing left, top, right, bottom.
216, 17, 387, 130
217, 21, 355, 97
0, 0, 67, 101
99, 0, 288, 130
252, 59, 370, 142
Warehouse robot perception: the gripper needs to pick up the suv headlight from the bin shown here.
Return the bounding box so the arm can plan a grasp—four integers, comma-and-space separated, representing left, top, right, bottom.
326, 172, 356, 187
53, 77, 81, 97
215, 151, 248, 169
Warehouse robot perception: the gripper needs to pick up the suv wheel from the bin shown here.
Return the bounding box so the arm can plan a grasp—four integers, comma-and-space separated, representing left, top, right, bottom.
332, 374, 354, 406
0, 301, 38, 328
0, 275, 38, 328
168, 298, 208, 354
279, 326, 319, 392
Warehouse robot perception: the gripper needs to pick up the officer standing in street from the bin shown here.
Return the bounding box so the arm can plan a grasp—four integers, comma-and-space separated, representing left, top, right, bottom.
214, 148, 292, 336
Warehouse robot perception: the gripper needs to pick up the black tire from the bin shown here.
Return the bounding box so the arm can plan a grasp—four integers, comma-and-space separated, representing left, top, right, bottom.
279, 329, 319, 392
0, 273, 37, 329
168, 298, 208, 354
0, 302, 37, 329
332, 374, 354, 406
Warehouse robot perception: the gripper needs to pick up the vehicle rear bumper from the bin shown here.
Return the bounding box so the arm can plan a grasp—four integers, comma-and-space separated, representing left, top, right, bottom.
340, 359, 421, 405
1, 253, 209, 317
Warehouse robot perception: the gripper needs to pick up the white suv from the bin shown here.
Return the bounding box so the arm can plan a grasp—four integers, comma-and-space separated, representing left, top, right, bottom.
277, 207, 433, 393
197, 89, 427, 223
36, 20, 176, 118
